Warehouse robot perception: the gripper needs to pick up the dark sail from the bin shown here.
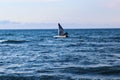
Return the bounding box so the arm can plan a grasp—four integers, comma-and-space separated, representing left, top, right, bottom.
58, 23, 64, 36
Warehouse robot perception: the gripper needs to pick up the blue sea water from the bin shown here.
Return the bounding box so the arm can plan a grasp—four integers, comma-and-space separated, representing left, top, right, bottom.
0, 29, 120, 80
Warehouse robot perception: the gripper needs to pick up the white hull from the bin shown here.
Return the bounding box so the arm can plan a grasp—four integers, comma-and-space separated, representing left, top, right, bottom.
53, 35, 67, 38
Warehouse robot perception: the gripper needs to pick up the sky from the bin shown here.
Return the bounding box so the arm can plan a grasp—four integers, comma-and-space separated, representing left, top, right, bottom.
0, 0, 120, 29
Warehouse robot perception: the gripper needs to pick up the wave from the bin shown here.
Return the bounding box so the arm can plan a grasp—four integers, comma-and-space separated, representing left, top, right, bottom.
0, 40, 29, 44
0, 76, 94, 80
0, 76, 37, 80
66, 43, 81, 47
107, 36, 120, 40
57, 65, 120, 75
36, 65, 120, 76
0, 66, 119, 80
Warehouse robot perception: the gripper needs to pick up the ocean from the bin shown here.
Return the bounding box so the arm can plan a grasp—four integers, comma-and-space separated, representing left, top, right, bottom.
0, 29, 120, 80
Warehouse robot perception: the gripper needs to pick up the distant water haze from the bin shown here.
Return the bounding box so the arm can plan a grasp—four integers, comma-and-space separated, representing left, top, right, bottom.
0, 20, 120, 29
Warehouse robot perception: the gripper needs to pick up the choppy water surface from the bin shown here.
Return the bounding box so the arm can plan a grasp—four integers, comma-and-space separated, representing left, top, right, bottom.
0, 29, 120, 80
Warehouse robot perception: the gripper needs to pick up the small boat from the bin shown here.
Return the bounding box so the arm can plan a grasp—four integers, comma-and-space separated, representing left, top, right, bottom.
54, 23, 68, 38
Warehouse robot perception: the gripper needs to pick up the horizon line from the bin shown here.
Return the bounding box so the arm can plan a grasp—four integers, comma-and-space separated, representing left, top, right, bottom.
0, 28, 120, 30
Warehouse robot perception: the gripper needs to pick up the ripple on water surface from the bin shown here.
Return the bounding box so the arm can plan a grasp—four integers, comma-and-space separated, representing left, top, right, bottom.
0, 29, 120, 80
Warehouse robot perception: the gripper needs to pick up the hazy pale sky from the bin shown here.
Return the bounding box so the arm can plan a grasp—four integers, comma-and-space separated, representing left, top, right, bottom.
0, 0, 120, 29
